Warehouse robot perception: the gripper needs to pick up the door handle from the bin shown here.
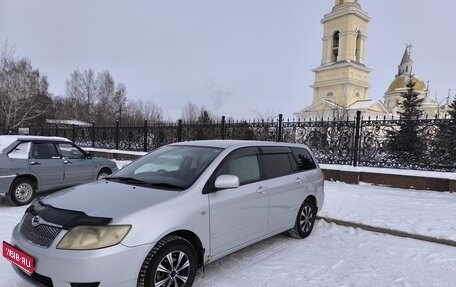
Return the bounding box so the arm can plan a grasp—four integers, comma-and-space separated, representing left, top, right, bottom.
30, 161, 41, 166
295, 177, 303, 184
64, 160, 73, 165
256, 187, 267, 194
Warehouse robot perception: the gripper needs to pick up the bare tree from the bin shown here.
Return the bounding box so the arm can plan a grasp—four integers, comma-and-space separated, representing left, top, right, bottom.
125, 100, 164, 125
65, 69, 97, 122
181, 102, 200, 122
63, 70, 127, 124
113, 83, 127, 123
47, 94, 69, 120
253, 109, 280, 122
0, 43, 49, 128
93, 71, 116, 124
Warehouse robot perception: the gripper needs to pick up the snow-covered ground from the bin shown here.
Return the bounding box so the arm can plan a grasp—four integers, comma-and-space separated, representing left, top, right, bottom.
1, 178, 456, 286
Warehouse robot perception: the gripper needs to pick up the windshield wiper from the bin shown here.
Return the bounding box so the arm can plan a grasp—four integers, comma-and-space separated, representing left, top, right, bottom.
147, 182, 185, 190
105, 176, 148, 184
106, 177, 184, 190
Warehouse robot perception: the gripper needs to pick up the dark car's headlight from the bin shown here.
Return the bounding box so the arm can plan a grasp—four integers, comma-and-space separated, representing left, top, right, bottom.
57, 225, 131, 250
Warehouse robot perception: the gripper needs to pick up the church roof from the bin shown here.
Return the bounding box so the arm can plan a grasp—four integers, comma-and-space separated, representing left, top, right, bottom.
347, 100, 376, 110
400, 46, 412, 66
386, 75, 426, 93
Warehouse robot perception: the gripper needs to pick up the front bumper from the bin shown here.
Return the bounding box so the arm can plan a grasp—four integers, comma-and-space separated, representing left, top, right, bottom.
11, 224, 154, 287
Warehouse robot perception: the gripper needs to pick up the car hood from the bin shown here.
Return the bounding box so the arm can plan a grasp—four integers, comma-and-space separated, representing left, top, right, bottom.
41, 180, 180, 219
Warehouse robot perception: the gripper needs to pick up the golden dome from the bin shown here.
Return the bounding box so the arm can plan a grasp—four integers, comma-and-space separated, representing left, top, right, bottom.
386, 75, 426, 93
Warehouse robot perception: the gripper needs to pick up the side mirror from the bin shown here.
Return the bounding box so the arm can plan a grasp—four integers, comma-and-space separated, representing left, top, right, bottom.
214, 174, 240, 189
86, 151, 94, 159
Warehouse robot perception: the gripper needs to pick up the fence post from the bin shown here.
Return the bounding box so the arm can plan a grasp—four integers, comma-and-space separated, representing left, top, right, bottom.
177, 120, 182, 142
221, 116, 226, 140
143, 119, 148, 152
277, 114, 283, 142
353, 111, 362, 167
40, 123, 44, 136
72, 124, 76, 142
115, 120, 119, 150
55, 124, 59, 136
91, 121, 95, 148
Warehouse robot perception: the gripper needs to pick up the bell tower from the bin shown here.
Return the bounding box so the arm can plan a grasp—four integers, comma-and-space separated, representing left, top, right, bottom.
311, 0, 371, 107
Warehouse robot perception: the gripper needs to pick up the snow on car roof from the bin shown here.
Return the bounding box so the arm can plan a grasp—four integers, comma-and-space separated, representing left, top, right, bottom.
0, 135, 70, 153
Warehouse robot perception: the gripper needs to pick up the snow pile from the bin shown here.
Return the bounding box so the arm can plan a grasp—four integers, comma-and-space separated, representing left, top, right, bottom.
1, 180, 456, 286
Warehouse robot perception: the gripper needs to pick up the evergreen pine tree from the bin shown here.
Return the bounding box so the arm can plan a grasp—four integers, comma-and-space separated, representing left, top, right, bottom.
434, 95, 456, 170
397, 80, 424, 120
388, 79, 425, 164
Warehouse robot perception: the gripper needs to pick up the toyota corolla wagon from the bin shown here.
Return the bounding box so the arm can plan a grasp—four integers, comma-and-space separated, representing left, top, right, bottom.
5, 140, 324, 287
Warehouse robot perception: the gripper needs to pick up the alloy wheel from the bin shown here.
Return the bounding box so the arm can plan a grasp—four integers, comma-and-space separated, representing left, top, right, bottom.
300, 205, 313, 233
154, 250, 190, 287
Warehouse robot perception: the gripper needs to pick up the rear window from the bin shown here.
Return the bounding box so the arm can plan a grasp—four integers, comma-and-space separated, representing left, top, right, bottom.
291, 147, 316, 171
8, 142, 31, 159
261, 153, 293, 179
0, 136, 20, 154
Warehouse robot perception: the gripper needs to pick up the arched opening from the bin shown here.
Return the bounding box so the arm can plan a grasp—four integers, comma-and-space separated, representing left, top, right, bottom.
332, 31, 340, 62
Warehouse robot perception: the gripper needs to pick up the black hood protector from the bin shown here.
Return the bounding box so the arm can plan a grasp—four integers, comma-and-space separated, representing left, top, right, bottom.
26, 200, 112, 230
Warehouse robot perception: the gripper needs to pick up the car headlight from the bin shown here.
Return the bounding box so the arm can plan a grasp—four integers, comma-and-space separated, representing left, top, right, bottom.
57, 225, 131, 250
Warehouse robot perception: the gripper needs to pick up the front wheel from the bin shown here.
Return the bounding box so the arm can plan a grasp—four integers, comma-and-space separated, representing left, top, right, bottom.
7, 178, 36, 206
138, 235, 197, 287
97, 169, 111, 180
289, 198, 317, 239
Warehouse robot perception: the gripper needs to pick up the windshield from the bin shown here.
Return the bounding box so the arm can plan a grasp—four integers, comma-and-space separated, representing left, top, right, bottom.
109, 145, 223, 190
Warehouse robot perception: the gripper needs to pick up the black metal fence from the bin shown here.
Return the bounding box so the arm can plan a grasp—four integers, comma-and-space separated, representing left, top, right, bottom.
2, 112, 456, 172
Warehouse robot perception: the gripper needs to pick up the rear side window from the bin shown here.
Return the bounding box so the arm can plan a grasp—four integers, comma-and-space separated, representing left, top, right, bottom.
31, 142, 60, 159
291, 147, 316, 171
8, 142, 31, 159
261, 153, 293, 179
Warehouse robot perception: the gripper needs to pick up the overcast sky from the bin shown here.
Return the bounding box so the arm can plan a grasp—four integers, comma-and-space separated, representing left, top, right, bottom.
1, 0, 455, 121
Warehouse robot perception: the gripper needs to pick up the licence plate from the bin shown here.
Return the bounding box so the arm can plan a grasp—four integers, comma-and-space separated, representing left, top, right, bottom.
2, 241, 34, 275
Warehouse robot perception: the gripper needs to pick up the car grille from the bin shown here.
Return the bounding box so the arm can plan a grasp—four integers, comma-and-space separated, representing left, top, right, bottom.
19, 213, 62, 248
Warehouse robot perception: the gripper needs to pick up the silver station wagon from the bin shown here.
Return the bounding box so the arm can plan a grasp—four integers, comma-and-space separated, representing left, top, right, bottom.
0, 135, 118, 206
5, 140, 324, 287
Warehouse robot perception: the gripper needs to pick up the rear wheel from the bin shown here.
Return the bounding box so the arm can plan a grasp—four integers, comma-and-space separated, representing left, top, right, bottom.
138, 235, 197, 287
289, 198, 316, 239
7, 178, 36, 206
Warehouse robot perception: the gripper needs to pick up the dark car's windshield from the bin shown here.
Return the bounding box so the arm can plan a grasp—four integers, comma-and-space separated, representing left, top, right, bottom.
108, 145, 223, 190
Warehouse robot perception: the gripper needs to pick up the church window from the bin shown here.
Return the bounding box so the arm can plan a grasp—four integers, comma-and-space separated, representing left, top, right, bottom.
355, 91, 360, 97
327, 91, 334, 97
332, 31, 340, 62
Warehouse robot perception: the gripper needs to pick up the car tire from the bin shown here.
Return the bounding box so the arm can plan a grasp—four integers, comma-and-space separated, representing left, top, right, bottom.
7, 178, 36, 206
97, 169, 111, 180
138, 235, 197, 287
289, 198, 317, 239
